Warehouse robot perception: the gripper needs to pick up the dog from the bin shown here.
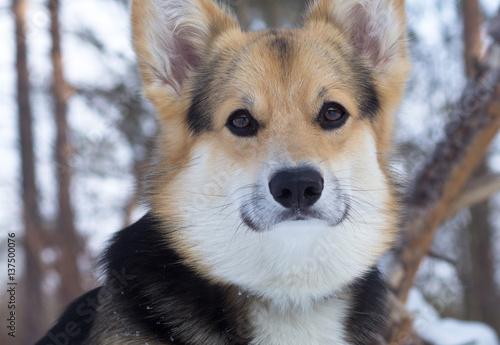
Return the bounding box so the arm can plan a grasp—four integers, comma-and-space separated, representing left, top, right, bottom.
35, 0, 410, 344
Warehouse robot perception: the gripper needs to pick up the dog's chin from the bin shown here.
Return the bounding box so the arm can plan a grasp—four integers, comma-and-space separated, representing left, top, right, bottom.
270, 219, 332, 237
241, 204, 350, 233
241, 209, 348, 233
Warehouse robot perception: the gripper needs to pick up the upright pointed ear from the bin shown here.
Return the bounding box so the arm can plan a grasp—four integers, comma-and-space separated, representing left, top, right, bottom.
131, 0, 239, 99
305, 0, 409, 76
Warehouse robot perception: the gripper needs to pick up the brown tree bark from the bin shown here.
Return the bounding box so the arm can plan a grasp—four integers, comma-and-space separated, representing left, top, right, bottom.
462, 0, 483, 78
384, 9, 500, 343
48, 0, 84, 305
13, 0, 46, 342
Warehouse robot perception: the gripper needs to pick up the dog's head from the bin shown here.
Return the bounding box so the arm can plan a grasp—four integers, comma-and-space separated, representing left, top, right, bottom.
132, 0, 410, 305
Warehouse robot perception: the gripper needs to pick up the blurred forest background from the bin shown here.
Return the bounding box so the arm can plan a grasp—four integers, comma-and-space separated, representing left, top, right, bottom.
1, 0, 500, 344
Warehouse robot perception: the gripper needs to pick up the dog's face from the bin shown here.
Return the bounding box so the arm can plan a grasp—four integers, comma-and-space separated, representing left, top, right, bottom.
132, 0, 410, 305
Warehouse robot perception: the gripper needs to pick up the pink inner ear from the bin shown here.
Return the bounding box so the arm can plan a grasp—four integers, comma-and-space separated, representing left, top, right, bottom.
345, 3, 392, 67
154, 1, 207, 94
167, 32, 202, 91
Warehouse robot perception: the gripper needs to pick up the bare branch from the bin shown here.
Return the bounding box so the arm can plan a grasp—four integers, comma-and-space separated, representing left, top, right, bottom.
427, 250, 457, 266
446, 173, 500, 218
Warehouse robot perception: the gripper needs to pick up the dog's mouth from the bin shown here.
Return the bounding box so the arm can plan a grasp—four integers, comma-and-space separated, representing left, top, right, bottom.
241, 205, 349, 232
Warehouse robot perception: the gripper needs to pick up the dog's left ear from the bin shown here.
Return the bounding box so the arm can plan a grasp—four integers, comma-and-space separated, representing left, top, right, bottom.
305, 0, 409, 77
131, 0, 239, 99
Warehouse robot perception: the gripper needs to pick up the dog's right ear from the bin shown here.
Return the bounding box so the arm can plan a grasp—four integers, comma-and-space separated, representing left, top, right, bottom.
304, 0, 408, 77
131, 0, 239, 99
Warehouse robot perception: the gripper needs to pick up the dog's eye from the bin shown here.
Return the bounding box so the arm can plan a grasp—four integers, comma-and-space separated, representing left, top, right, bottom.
233, 114, 250, 128
226, 110, 259, 137
318, 102, 349, 130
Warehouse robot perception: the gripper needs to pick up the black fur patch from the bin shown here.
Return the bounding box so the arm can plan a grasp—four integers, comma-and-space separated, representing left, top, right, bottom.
354, 65, 380, 119
186, 68, 216, 134
332, 42, 380, 119
34, 288, 101, 345
345, 267, 389, 344
100, 214, 251, 345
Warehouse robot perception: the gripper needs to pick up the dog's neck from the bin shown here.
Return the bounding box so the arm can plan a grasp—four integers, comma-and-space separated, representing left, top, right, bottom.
102, 213, 386, 345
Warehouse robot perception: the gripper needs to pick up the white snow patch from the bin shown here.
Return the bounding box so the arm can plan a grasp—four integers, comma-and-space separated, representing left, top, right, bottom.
407, 288, 500, 345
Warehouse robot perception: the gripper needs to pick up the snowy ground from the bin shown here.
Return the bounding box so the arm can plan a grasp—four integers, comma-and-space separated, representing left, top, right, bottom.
407, 288, 500, 345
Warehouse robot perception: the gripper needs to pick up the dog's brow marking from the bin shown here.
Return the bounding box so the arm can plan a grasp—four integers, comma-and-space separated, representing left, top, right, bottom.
243, 96, 254, 106
318, 87, 328, 98
268, 36, 291, 61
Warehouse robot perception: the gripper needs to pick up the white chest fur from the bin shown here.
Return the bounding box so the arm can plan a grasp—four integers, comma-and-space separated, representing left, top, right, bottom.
249, 297, 350, 345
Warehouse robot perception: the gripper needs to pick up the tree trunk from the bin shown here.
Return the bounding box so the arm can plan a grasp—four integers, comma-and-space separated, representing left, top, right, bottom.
13, 0, 46, 342
462, 177, 500, 332
48, 0, 84, 306
459, 0, 500, 334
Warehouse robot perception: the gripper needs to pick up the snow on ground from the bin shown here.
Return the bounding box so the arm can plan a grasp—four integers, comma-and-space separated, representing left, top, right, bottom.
407, 288, 500, 345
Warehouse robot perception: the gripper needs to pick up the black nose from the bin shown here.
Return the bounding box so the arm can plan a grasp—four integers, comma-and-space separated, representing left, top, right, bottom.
268, 168, 324, 209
